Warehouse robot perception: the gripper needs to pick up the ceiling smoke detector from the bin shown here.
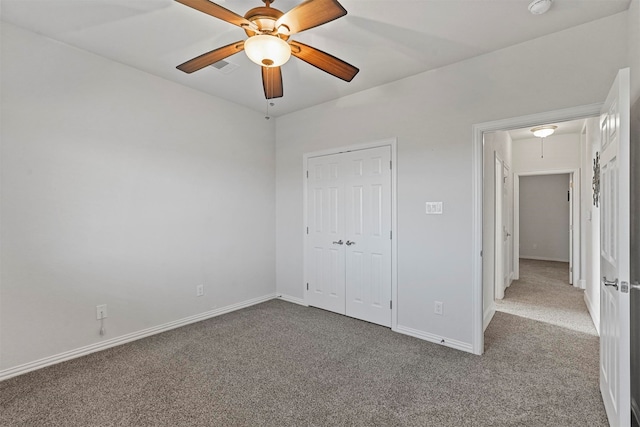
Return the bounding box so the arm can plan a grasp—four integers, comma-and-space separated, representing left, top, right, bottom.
528, 0, 552, 15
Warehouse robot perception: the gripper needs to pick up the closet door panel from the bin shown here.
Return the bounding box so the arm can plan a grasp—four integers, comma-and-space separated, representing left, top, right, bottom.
306, 154, 346, 314
345, 147, 392, 327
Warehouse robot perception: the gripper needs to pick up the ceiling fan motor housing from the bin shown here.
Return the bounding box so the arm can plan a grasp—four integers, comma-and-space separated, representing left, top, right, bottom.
243, 6, 286, 37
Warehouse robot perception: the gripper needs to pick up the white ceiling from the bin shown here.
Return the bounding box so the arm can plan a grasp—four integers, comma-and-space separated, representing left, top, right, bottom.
0, 0, 631, 116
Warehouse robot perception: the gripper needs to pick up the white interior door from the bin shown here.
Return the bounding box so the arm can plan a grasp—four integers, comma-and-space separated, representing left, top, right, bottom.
344, 147, 392, 327
494, 155, 505, 300
599, 68, 630, 427
306, 153, 346, 314
306, 146, 392, 327
569, 176, 574, 285
502, 163, 510, 290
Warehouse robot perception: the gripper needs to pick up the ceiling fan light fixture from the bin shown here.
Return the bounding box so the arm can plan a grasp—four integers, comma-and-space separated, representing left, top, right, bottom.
244, 34, 291, 67
528, 0, 552, 15
531, 125, 557, 138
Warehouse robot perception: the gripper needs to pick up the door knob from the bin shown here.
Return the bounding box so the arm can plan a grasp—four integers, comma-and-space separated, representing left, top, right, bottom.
332, 240, 344, 245
346, 240, 356, 246
603, 277, 618, 290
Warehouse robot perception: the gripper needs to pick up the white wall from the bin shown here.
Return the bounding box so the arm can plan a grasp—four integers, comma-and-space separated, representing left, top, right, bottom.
519, 174, 570, 262
511, 134, 581, 174
629, 0, 640, 104
0, 24, 276, 372
482, 131, 512, 328
275, 13, 629, 349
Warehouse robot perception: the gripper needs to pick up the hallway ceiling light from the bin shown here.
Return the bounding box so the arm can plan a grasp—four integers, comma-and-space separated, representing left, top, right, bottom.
528, 0, 553, 15
530, 125, 557, 138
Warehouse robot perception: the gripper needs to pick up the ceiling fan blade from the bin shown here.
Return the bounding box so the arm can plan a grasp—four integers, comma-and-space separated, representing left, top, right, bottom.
275, 0, 346, 35
175, 0, 254, 29
262, 66, 283, 99
177, 41, 245, 73
289, 40, 358, 82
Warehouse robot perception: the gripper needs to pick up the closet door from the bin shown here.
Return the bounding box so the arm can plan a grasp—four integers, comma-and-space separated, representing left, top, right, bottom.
344, 147, 392, 327
306, 146, 392, 327
306, 153, 346, 314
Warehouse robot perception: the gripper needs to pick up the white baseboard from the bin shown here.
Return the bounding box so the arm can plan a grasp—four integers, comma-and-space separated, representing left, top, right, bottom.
584, 291, 600, 335
395, 325, 473, 354
0, 293, 277, 382
520, 256, 570, 263
578, 279, 586, 290
483, 306, 496, 332
277, 294, 307, 306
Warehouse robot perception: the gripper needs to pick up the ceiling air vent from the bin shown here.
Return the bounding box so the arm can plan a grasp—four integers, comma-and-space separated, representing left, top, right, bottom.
210, 60, 239, 74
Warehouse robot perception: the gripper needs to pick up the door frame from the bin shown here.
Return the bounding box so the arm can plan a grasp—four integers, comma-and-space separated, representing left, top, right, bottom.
494, 153, 507, 300
472, 103, 602, 355
302, 138, 398, 330
513, 170, 580, 286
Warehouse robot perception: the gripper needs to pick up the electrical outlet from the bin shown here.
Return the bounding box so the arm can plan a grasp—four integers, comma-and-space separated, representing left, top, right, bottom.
196, 284, 204, 297
96, 304, 107, 320
434, 301, 443, 316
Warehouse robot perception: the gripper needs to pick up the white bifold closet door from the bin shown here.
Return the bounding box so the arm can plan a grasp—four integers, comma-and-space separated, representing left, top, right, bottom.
306, 146, 392, 327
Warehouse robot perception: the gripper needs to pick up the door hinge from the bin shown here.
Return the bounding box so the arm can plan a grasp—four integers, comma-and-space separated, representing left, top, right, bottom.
480, 250, 483, 257
306, 283, 309, 291
390, 160, 392, 170
390, 300, 392, 309
306, 170, 309, 178
306, 227, 309, 234
390, 230, 392, 239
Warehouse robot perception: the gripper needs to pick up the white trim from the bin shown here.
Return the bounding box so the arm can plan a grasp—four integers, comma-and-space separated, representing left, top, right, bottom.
0, 293, 276, 382
396, 325, 473, 353
519, 256, 570, 263
578, 279, 586, 290
277, 294, 307, 306
513, 175, 520, 280
472, 103, 602, 356
584, 291, 600, 335
302, 138, 398, 330
483, 305, 496, 332
632, 397, 640, 427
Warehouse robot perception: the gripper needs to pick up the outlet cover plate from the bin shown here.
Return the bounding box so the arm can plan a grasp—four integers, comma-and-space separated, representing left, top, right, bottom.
434, 301, 443, 315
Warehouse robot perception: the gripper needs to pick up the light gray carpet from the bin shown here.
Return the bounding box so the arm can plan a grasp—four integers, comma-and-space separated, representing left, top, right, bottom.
1, 264, 607, 426
496, 259, 598, 336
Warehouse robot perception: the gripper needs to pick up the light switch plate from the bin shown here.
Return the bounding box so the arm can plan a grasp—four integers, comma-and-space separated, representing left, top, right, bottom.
426, 202, 443, 215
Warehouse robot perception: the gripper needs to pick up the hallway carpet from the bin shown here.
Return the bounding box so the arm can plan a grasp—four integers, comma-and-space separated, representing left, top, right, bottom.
496, 259, 598, 335
1, 262, 606, 426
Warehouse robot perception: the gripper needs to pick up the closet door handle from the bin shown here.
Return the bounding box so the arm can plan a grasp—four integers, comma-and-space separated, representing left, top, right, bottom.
603, 277, 618, 290
332, 240, 344, 245
346, 240, 356, 246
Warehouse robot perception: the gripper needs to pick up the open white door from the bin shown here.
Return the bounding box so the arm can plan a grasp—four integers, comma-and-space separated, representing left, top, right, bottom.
599, 68, 630, 427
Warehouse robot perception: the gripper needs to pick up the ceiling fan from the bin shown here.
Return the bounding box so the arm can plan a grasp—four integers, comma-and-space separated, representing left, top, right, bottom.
175, 0, 359, 99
